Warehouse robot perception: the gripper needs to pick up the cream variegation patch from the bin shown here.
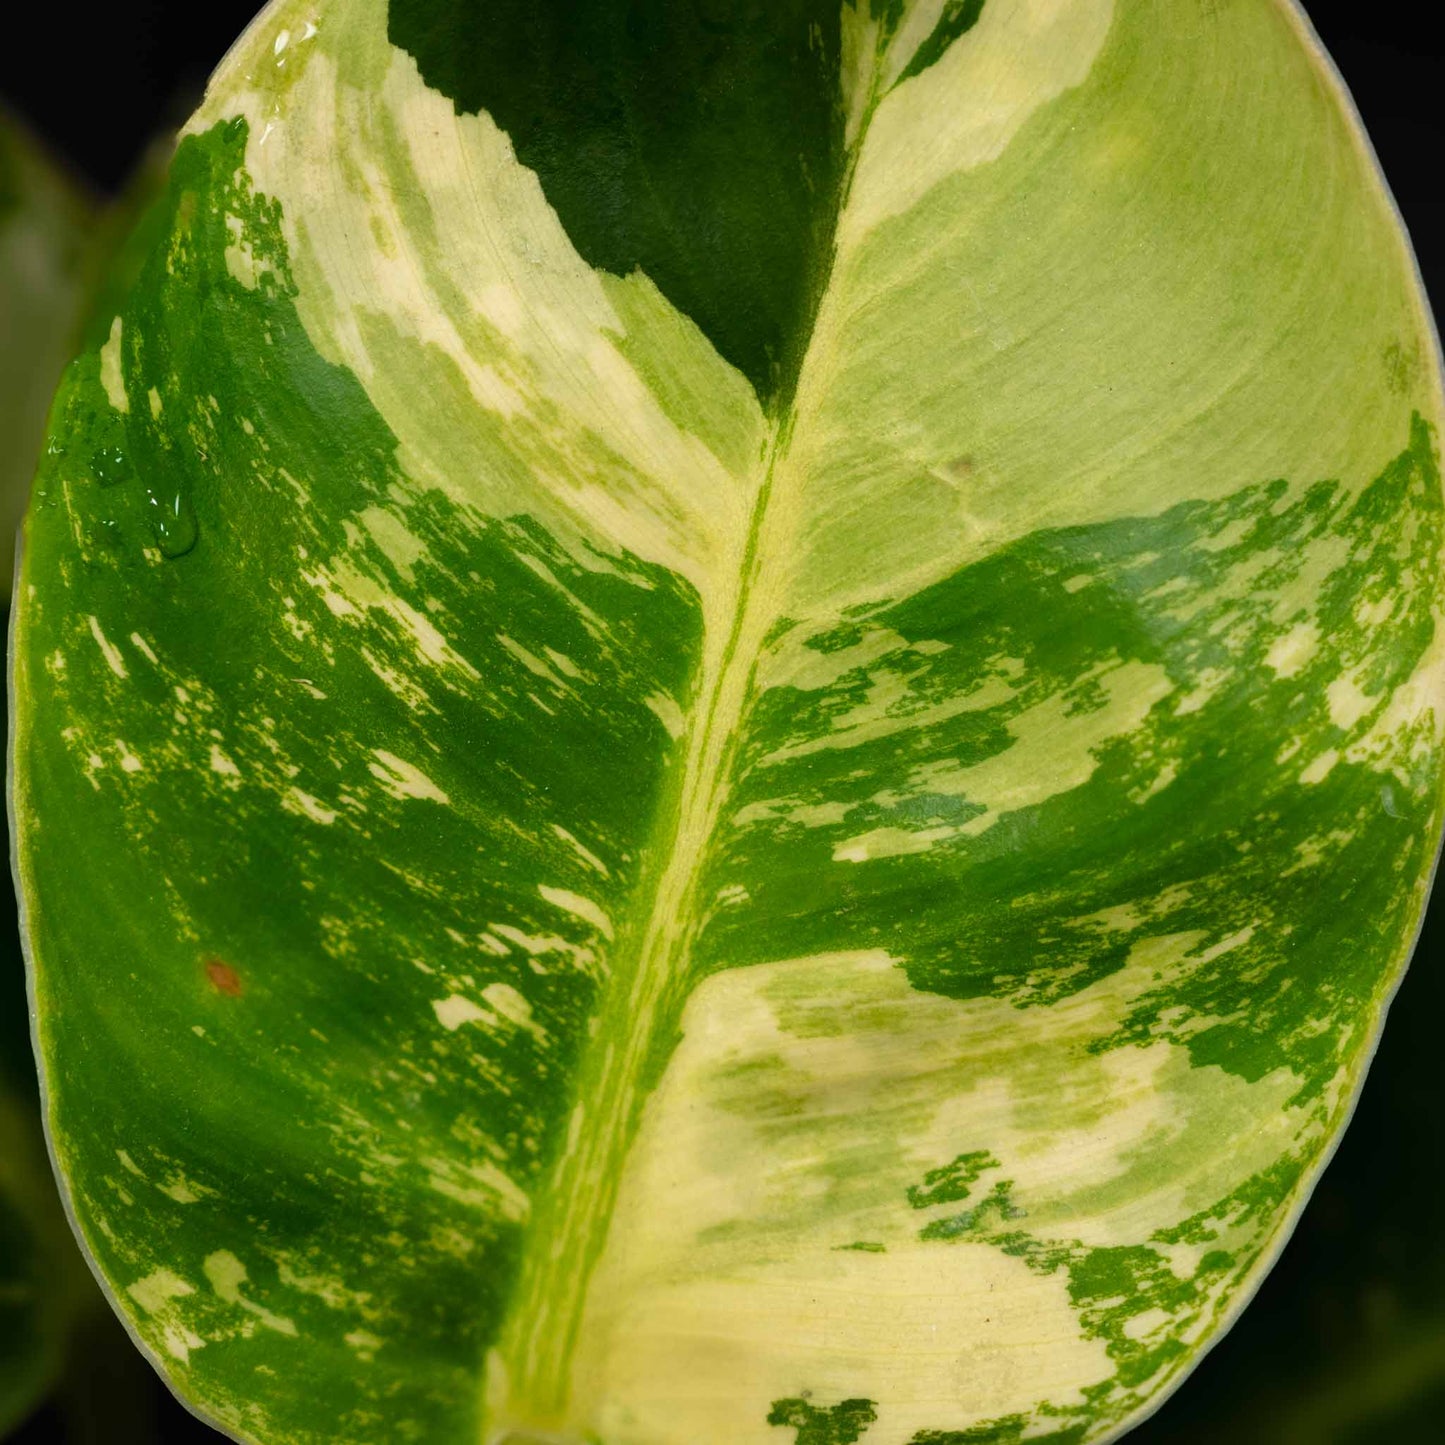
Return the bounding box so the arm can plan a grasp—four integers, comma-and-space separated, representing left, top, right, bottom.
843, 0, 1116, 244
547, 944, 1313, 1443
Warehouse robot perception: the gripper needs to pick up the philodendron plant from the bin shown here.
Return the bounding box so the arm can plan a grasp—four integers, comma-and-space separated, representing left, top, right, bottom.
9, 0, 1445, 1440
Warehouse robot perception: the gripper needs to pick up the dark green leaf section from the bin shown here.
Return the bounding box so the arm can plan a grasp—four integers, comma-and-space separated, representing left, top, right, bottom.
918, 1179, 1023, 1241
386, 0, 848, 404
707, 417, 1445, 1103
910, 1419, 1087, 1444
19, 119, 701, 1442
896, 0, 986, 84
905, 1148, 997, 1209
768, 1395, 878, 1444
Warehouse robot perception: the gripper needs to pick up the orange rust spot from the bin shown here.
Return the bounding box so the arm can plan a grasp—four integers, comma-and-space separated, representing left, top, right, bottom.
204, 958, 243, 997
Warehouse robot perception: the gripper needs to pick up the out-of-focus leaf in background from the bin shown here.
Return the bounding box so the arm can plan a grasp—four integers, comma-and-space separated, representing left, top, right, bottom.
0, 972, 81, 1436
0, 112, 93, 590
0, 107, 95, 1436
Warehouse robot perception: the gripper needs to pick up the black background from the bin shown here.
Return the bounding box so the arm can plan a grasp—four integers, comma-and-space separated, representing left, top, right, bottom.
2, 2, 1443, 1441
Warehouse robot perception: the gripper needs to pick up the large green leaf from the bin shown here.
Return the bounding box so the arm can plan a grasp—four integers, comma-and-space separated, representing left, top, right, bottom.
10, 1, 1445, 1442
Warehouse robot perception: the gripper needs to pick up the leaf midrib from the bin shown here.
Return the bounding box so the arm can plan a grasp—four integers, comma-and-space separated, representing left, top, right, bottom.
486, 34, 897, 1439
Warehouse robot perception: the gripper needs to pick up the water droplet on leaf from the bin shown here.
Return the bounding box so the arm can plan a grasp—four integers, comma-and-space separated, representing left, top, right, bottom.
91, 444, 130, 487
147, 488, 198, 558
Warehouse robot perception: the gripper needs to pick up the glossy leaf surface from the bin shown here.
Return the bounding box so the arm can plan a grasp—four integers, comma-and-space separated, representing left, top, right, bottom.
11, 2, 1445, 1442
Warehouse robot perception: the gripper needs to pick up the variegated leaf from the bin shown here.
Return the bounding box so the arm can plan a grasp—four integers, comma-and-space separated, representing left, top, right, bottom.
10, 2, 1445, 1443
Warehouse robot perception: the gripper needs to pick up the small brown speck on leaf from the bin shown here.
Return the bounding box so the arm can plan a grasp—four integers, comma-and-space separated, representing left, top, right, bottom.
205, 958, 243, 997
